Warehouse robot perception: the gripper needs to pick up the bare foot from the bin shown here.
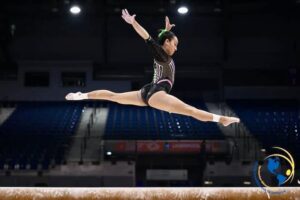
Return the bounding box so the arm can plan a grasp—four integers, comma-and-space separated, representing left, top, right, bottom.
220, 116, 240, 127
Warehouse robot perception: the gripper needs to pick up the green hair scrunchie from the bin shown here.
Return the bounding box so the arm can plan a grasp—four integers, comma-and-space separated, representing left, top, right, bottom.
158, 29, 168, 38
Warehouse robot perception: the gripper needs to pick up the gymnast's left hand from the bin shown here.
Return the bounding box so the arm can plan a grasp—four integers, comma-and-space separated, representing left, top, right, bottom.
165, 16, 175, 31
121, 9, 136, 24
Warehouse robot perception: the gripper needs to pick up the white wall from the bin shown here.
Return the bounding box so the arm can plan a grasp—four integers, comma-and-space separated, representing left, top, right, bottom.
0, 60, 131, 101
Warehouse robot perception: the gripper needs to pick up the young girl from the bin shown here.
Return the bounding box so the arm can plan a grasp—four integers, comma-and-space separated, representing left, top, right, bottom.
66, 9, 240, 127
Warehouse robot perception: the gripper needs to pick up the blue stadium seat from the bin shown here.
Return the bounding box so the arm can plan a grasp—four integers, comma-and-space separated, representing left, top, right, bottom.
104, 101, 223, 140
0, 101, 84, 170
228, 99, 300, 162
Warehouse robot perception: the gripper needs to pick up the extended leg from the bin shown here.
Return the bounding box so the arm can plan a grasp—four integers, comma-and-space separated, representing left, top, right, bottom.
148, 91, 239, 126
66, 90, 147, 107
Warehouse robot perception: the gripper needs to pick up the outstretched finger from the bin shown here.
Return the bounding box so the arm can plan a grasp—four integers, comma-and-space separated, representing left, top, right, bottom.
125, 9, 130, 15
122, 9, 127, 16
165, 16, 169, 27
165, 16, 170, 23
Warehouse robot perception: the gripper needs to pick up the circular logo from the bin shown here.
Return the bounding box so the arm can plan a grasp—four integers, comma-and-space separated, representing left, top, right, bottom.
253, 147, 295, 195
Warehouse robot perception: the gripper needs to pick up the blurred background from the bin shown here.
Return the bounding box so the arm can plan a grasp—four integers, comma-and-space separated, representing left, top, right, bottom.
0, 0, 299, 187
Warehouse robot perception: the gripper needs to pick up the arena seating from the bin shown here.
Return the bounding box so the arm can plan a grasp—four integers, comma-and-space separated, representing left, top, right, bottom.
0, 102, 83, 170
228, 99, 300, 159
104, 101, 223, 140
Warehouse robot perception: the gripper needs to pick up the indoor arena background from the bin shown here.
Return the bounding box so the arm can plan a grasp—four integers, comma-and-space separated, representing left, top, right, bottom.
0, 0, 299, 199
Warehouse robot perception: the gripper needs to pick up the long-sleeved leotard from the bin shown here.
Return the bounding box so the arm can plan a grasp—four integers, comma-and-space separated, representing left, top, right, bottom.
141, 36, 176, 105
146, 36, 175, 88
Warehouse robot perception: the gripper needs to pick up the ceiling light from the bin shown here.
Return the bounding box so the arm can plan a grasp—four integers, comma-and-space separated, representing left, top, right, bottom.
70, 5, 81, 15
177, 6, 188, 14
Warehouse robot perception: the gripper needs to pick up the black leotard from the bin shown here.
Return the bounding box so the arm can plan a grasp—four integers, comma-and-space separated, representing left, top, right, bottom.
140, 36, 176, 105
146, 36, 175, 88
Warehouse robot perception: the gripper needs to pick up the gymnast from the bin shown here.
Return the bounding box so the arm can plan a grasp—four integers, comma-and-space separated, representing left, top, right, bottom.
66, 9, 240, 127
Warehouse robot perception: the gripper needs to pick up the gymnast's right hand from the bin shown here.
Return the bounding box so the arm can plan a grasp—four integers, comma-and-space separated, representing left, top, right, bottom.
121, 9, 136, 24
65, 92, 88, 100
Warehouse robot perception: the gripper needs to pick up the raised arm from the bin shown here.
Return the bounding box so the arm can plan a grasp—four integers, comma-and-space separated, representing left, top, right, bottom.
165, 16, 175, 31
121, 9, 149, 40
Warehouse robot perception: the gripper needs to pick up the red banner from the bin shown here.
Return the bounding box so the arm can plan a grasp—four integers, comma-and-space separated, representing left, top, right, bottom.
114, 141, 135, 152
137, 141, 164, 153
205, 140, 229, 153
105, 140, 228, 154
167, 141, 202, 153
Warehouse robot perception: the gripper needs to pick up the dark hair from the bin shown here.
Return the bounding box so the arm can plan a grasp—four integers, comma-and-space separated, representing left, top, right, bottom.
157, 29, 176, 45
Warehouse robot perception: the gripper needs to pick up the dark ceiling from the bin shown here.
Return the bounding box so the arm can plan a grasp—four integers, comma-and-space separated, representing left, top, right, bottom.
1, 0, 299, 17
0, 0, 299, 71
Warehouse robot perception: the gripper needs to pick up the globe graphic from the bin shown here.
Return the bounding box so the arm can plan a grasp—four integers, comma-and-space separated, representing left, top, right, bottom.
254, 147, 295, 193
265, 157, 288, 186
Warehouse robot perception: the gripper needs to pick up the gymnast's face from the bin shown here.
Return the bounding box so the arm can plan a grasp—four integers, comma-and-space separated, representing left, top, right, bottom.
163, 36, 178, 56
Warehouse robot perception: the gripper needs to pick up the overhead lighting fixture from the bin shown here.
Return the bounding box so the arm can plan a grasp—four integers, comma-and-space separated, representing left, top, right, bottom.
70, 5, 81, 15
158, 7, 165, 13
213, 7, 222, 13
177, 6, 188, 14
243, 181, 251, 185
204, 181, 213, 185
51, 7, 59, 13
114, 7, 121, 13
